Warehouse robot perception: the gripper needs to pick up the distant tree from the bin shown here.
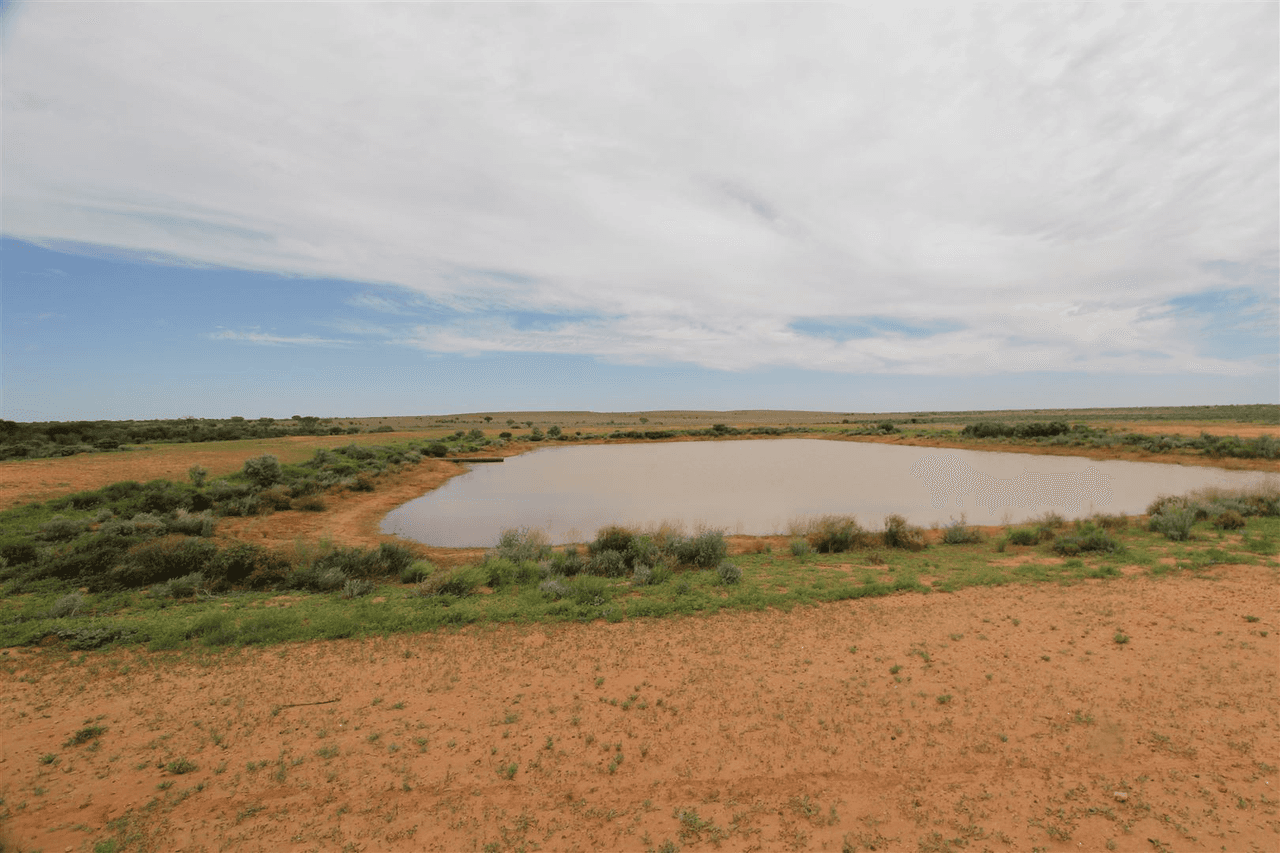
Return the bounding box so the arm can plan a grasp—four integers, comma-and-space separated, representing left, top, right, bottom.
484, 416, 493, 423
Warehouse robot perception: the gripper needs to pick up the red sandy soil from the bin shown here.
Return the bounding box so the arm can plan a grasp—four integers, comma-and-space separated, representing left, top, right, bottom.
2, 564, 1276, 852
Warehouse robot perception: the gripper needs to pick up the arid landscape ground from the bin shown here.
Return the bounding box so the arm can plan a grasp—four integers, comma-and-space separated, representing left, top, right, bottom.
1, 413, 1277, 852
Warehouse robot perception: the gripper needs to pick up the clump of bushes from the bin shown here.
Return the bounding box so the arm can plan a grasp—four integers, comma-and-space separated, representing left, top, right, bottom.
1051, 523, 1121, 556
415, 565, 483, 597
1212, 510, 1246, 530
492, 528, 552, 563
883, 515, 926, 551
1148, 503, 1197, 541
400, 560, 435, 584
716, 561, 742, 585
800, 515, 868, 553
940, 517, 984, 545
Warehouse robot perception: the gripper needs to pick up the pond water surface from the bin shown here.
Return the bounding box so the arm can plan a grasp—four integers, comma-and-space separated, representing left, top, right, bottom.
381, 439, 1277, 547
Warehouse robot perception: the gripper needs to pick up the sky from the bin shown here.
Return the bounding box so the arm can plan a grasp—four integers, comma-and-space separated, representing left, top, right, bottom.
2, 2, 1277, 422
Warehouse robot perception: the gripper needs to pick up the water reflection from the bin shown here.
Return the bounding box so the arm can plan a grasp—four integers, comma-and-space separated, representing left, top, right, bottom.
382, 439, 1276, 547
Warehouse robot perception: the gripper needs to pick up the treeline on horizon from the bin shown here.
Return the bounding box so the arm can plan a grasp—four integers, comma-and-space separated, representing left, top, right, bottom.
0, 415, 379, 461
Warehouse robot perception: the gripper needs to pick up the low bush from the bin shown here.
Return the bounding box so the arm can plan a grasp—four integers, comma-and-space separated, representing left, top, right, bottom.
295, 495, 327, 512
803, 515, 867, 553
1212, 510, 1246, 530
883, 515, 926, 551
789, 538, 812, 557
151, 572, 206, 599
587, 549, 628, 578
400, 560, 435, 584
416, 565, 483, 597
342, 578, 374, 599
667, 530, 727, 568
1149, 505, 1197, 541
481, 556, 539, 588
549, 546, 587, 577
1051, 525, 1121, 556
46, 592, 86, 618
492, 528, 552, 563
590, 526, 634, 556
242, 454, 282, 488
1004, 527, 1039, 546
941, 518, 984, 545
717, 561, 742, 584
110, 536, 219, 590
36, 516, 91, 542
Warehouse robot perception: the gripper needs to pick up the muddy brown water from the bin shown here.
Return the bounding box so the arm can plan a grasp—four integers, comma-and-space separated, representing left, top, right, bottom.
381, 439, 1279, 546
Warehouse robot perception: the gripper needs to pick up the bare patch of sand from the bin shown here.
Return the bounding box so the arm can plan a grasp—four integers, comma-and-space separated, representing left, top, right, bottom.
2, 565, 1275, 851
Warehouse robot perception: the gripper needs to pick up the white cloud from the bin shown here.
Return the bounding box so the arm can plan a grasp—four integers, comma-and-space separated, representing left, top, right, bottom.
4, 2, 1276, 378
208, 329, 351, 348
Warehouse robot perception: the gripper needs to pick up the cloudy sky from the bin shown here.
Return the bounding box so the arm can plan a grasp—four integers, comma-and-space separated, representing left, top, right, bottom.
3, 2, 1276, 421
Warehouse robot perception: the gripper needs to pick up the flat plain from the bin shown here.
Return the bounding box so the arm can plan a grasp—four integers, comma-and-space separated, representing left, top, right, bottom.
1, 408, 1277, 852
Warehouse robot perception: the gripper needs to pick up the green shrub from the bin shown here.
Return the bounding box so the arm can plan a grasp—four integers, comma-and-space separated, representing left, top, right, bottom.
165, 511, 214, 537
1149, 505, 1197, 541
883, 515, 926, 551
342, 578, 374, 599
1005, 527, 1039, 546
941, 518, 983, 545
296, 495, 327, 512
538, 576, 571, 600
46, 592, 86, 618
789, 538, 812, 557
717, 561, 742, 584
492, 528, 552, 563
377, 542, 415, 576
590, 526, 634, 556
112, 536, 219, 590
416, 565, 483, 597
1212, 510, 1246, 530
151, 572, 205, 599
211, 542, 292, 589
805, 515, 867, 553
587, 549, 628, 578
1051, 524, 1120, 556
481, 557, 539, 588
188, 466, 208, 488
549, 546, 587, 577
668, 530, 727, 568
36, 516, 91, 542
242, 454, 283, 488
400, 560, 435, 584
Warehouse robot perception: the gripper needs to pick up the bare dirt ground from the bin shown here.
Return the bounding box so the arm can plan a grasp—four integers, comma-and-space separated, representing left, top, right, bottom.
2, 564, 1276, 852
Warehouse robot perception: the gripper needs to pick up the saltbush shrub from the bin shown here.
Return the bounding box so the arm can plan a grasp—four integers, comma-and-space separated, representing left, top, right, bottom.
717, 561, 742, 584
668, 530, 727, 568
242, 454, 283, 488
416, 565, 483, 597
36, 516, 90, 542
492, 528, 552, 563
805, 515, 867, 553
1004, 527, 1039, 546
46, 592, 86, 619
1051, 525, 1120, 556
342, 578, 374, 599
400, 560, 435, 584
789, 538, 812, 557
587, 549, 628, 578
1149, 505, 1196, 541
883, 515, 926, 551
1212, 510, 1246, 530
941, 518, 983, 545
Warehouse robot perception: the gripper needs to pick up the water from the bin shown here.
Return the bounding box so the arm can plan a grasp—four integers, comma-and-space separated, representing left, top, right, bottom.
381, 439, 1277, 547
